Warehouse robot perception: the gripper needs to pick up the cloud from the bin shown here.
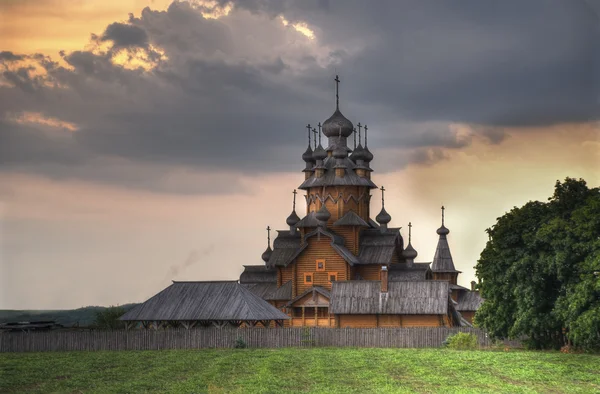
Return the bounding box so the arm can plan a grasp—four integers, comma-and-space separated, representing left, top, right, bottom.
1, 0, 598, 194
100, 22, 149, 49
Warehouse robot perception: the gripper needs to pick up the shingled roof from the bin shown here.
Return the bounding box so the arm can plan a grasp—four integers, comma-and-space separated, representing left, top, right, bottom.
431, 223, 460, 273
120, 281, 289, 321
268, 230, 303, 267
330, 281, 449, 315
298, 156, 377, 190
456, 291, 484, 312
357, 228, 403, 265
239, 265, 276, 284
388, 262, 431, 281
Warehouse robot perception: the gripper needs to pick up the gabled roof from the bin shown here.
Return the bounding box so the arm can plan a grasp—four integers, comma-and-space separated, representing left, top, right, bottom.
330, 281, 449, 315
286, 286, 331, 307
357, 228, 403, 265
239, 265, 276, 284
304, 227, 360, 266
243, 283, 278, 299
333, 211, 369, 227
120, 281, 289, 321
296, 211, 320, 228
456, 291, 484, 312
298, 156, 377, 190
431, 231, 460, 273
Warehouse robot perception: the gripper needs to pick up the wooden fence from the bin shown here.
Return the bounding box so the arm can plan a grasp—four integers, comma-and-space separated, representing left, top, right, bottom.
0, 327, 519, 353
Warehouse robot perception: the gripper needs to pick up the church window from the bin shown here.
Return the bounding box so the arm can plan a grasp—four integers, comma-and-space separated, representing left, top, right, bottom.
304, 273, 313, 284
316, 259, 326, 271
329, 272, 338, 282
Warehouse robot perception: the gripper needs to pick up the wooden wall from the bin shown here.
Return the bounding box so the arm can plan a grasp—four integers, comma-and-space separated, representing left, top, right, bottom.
339, 314, 377, 328
294, 236, 349, 296
460, 311, 475, 324
305, 186, 371, 223
353, 265, 382, 280
338, 314, 443, 328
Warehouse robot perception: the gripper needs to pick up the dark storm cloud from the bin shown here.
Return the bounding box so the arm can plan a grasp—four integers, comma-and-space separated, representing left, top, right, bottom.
100, 23, 149, 49
1, 0, 599, 193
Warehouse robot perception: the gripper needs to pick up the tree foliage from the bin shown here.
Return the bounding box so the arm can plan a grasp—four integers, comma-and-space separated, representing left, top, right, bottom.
93, 306, 126, 330
475, 178, 600, 350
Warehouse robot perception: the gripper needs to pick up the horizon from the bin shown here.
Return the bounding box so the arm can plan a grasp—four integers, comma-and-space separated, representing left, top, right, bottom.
1, 0, 599, 309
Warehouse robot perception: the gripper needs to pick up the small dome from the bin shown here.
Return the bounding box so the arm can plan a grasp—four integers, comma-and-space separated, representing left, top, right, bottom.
315, 204, 331, 222
436, 225, 450, 236
322, 109, 353, 138
302, 145, 315, 162
363, 146, 374, 162
261, 246, 272, 263
376, 207, 391, 225
350, 143, 366, 162
402, 242, 418, 260
286, 210, 301, 227
312, 143, 327, 161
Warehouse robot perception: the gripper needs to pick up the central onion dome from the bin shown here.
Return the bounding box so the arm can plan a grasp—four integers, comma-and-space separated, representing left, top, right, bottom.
322, 109, 354, 138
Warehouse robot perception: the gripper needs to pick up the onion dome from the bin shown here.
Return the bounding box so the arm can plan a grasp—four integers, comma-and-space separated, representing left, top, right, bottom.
350, 143, 366, 162
376, 207, 391, 225
286, 210, 301, 227
302, 145, 315, 163
402, 243, 418, 260
363, 146, 374, 162
313, 143, 327, 161
322, 109, 354, 138
436, 225, 450, 236
315, 204, 331, 223
261, 246, 272, 263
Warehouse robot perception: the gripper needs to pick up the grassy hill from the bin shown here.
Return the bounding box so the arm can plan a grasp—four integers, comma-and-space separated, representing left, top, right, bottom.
0, 304, 139, 327
2, 348, 599, 393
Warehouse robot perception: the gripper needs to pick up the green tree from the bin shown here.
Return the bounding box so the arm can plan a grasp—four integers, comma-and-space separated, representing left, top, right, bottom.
93, 306, 126, 330
475, 178, 600, 350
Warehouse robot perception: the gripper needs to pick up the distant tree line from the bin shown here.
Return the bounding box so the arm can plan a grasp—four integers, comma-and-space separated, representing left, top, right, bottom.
475, 178, 600, 350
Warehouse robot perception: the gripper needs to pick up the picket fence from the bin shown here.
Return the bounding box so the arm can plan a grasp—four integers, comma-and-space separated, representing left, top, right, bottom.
0, 327, 516, 353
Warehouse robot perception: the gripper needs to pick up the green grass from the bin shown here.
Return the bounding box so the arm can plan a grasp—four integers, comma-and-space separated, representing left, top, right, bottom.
1, 348, 599, 393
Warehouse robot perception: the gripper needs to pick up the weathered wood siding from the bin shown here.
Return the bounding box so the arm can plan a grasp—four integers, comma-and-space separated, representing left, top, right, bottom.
0, 327, 514, 352
294, 236, 349, 295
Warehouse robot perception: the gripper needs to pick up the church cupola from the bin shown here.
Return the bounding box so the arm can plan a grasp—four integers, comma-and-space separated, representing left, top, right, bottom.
302, 124, 315, 179
286, 190, 301, 235
362, 124, 374, 170
261, 226, 273, 264
351, 123, 369, 178
322, 75, 353, 151
315, 203, 331, 226
402, 222, 418, 266
375, 186, 391, 231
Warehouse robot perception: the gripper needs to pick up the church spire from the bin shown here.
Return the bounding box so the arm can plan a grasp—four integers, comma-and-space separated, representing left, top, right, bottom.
335, 74, 340, 110
431, 206, 457, 273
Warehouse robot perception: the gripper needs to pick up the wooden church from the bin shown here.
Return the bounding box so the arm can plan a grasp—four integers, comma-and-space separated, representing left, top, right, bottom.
122, 76, 482, 330
239, 76, 482, 328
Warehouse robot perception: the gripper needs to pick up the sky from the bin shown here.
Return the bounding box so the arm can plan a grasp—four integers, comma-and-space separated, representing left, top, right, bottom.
1, 0, 599, 309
